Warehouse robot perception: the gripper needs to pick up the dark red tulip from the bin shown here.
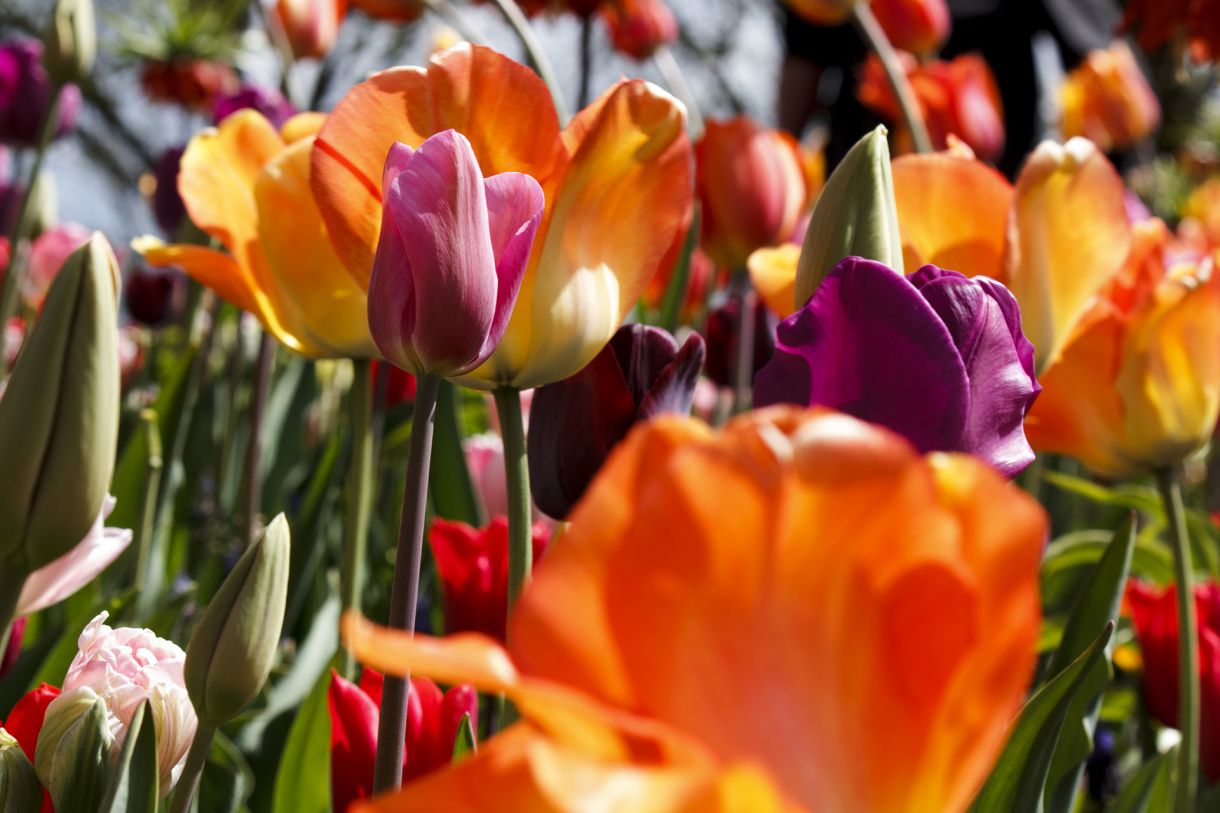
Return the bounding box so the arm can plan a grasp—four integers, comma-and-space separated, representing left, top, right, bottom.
151, 147, 186, 236
125, 265, 185, 326
702, 295, 774, 389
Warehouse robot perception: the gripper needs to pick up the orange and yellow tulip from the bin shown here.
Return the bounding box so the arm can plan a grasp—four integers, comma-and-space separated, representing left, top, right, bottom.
696, 117, 807, 270
1026, 219, 1220, 478
135, 110, 376, 359
1061, 42, 1160, 153
343, 407, 1046, 812
310, 44, 692, 389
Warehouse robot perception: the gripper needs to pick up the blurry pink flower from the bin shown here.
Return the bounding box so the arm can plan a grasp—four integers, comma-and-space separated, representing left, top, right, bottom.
463, 432, 508, 521
43, 612, 197, 792
25, 223, 91, 309
3, 316, 21, 369
17, 496, 133, 616
118, 325, 146, 388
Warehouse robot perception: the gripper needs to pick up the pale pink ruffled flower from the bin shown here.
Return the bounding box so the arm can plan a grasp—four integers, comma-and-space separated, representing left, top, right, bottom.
17, 495, 133, 616
44, 612, 197, 792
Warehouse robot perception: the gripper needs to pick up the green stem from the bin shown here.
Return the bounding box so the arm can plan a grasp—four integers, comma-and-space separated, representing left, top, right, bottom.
340, 359, 375, 678
0, 87, 63, 373
850, 4, 932, 154
653, 45, 705, 138
133, 409, 163, 621
0, 566, 27, 660
488, 0, 570, 123
168, 721, 216, 813
240, 332, 276, 548
493, 388, 532, 611
418, 0, 489, 44
1156, 466, 1199, 813
372, 372, 440, 793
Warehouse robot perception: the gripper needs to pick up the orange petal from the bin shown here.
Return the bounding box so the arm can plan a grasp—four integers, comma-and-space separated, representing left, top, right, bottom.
255, 136, 377, 358
1004, 138, 1131, 370
507, 408, 1044, 812
466, 79, 692, 389
311, 43, 564, 287
133, 237, 260, 316
891, 151, 1012, 281
748, 244, 800, 317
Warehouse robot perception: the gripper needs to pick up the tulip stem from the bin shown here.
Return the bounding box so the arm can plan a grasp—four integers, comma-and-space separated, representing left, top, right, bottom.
1156, 466, 1199, 813
494, 387, 532, 612
654, 46, 705, 138
169, 721, 216, 813
850, 4, 933, 154
340, 359, 375, 678
0, 87, 63, 373
240, 331, 276, 549
731, 273, 757, 415
489, 0, 570, 123
372, 372, 440, 794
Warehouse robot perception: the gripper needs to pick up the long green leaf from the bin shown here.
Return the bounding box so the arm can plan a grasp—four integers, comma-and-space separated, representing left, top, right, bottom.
1112, 750, 1173, 813
99, 699, 159, 813
430, 380, 484, 526
969, 623, 1114, 812
656, 209, 700, 331
452, 712, 477, 764
1043, 516, 1136, 813
271, 668, 331, 813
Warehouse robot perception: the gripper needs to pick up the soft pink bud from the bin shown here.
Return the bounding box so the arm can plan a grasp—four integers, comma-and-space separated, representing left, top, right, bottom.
368, 129, 544, 377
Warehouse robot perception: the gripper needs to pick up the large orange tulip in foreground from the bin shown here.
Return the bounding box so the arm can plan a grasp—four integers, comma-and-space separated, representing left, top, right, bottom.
136, 110, 376, 359
311, 44, 692, 389
344, 407, 1046, 812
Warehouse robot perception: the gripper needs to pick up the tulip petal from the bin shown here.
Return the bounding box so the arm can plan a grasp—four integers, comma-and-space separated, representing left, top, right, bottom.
754, 257, 970, 456
748, 244, 800, 318
311, 44, 564, 287
892, 152, 1012, 281
17, 498, 132, 616
133, 238, 260, 318
638, 332, 706, 419
329, 670, 378, 811
482, 171, 545, 361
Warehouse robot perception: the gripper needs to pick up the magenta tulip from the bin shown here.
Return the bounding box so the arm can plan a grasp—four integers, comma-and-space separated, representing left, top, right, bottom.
368, 129, 544, 378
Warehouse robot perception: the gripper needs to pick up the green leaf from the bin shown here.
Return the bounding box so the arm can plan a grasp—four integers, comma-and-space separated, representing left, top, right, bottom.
1042, 471, 1160, 514
656, 209, 700, 331
198, 730, 253, 813
271, 668, 331, 813
969, 623, 1114, 813
99, 699, 159, 813
452, 712, 477, 764
48, 698, 111, 813
430, 380, 484, 527
1112, 750, 1173, 813
1043, 517, 1136, 813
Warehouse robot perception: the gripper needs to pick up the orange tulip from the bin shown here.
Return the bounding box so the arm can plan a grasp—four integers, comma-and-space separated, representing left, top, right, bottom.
1182, 176, 1220, 251
859, 53, 1005, 161
782, 0, 860, 24
1026, 219, 1220, 478
1061, 42, 1160, 152
344, 407, 1046, 812
871, 0, 950, 56
349, 0, 423, 21
274, 0, 348, 60
311, 44, 692, 389
696, 117, 807, 270
135, 110, 377, 359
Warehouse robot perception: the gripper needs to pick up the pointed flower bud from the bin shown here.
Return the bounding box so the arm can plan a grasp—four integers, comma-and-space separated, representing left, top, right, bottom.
528, 324, 706, 518
0, 233, 119, 574
34, 691, 110, 811
369, 130, 544, 379
185, 514, 291, 725
0, 728, 41, 813
795, 126, 903, 308
43, 0, 95, 85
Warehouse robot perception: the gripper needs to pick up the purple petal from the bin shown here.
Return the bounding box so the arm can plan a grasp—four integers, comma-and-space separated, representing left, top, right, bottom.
754, 256, 970, 455
481, 171, 544, 360
638, 332, 706, 418
368, 160, 419, 371
610, 324, 679, 405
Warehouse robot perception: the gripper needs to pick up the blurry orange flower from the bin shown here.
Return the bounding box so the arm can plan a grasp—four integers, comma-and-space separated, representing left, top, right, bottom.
601, 0, 678, 60
1026, 218, 1220, 477
135, 110, 376, 358
696, 117, 807, 269
871, 0, 950, 56
1123, 0, 1220, 63
859, 52, 1004, 161
1182, 176, 1220, 250
344, 407, 1046, 813
275, 0, 347, 60
1061, 42, 1160, 152
782, 0, 859, 24
311, 44, 692, 389
349, 0, 423, 21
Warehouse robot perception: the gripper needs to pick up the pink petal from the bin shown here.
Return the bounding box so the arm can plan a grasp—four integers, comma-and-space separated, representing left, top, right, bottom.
480, 171, 544, 359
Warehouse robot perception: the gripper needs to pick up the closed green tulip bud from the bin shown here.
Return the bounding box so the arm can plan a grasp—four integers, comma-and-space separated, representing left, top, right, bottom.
185, 514, 291, 725
794, 126, 903, 308
0, 233, 120, 574
0, 728, 42, 813
34, 690, 111, 811
42, 0, 95, 85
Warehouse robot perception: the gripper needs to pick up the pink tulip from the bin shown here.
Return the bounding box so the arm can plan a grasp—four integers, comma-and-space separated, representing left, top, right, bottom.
368, 130, 544, 377
463, 432, 509, 521
17, 495, 132, 616
25, 223, 91, 310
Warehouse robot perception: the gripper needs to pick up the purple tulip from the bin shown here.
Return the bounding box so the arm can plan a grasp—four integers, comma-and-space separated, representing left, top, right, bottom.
152, 146, 187, 235
529, 324, 705, 519
754, 256, 1040, 476
703, 295, 775, 388
0, 39, 80, 147
213, 84, 297, 129
369, 130, 544, 377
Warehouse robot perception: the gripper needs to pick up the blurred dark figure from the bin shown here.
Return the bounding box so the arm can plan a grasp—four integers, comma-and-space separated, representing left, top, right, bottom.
778, 0, 1121, 176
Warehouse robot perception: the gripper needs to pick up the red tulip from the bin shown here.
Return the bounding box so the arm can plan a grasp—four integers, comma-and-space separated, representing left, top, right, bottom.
328, 668, 478, 810
870, 0, 949, 56
601, 0, 678, 60
0, 682, 59, 813
1126, 580, 1220, 782
429, 517, 550, 640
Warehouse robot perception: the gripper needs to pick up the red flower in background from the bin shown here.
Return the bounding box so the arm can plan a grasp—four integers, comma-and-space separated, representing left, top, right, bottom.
429, 518, 550, 640
1123, 0, 1220, 64
601, 0, 678, 60
0, 682, 60, 813
871, 0, 950, 56
328, 668, 477, 811
1126, 580, 1220, 782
